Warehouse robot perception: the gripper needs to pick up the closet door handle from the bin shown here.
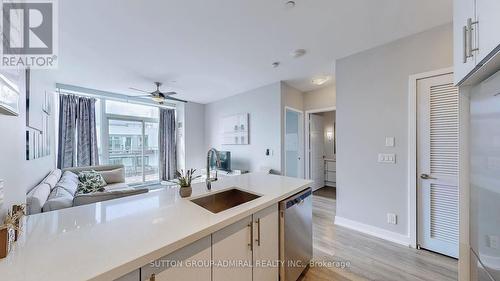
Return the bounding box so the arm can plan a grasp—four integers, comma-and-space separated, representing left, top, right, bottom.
421, 174, 437, 180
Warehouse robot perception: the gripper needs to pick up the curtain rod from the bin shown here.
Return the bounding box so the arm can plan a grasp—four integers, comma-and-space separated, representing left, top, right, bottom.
55, 83, 177, 109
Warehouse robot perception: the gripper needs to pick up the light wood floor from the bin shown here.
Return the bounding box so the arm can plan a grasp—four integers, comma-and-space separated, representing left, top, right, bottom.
301, 187, 458, 281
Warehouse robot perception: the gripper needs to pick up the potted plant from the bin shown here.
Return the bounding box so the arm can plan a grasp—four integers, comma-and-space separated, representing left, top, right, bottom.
175, 169, 199, 198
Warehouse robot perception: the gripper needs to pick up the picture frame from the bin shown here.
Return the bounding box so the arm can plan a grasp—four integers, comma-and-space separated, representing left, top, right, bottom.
0, 72, 21, 116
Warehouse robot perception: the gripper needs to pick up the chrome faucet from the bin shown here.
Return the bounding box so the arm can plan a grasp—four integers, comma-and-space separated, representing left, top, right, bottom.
206, 148, 220, 190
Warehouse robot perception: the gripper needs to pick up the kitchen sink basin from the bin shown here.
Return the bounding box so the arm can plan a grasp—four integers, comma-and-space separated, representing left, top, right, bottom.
190, 188, 261, 213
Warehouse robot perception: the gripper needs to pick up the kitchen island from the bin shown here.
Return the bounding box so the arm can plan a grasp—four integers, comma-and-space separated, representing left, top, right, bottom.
0, 173, 312, 281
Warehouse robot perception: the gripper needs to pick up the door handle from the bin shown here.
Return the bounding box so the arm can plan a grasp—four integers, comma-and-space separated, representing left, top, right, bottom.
420, 174, 437, 180
255, 218, 261, 246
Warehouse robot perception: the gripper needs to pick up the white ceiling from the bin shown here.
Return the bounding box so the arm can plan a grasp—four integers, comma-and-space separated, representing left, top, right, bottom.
54, 0, 452, 104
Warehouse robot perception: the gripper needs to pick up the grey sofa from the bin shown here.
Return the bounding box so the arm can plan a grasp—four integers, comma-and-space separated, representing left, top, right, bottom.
26, 164, 148, 215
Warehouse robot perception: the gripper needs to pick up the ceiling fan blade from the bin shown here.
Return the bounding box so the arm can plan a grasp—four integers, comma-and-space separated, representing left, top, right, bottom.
163, 91, 177, 96
164, 95, 188, 103
128, 87, 150, 93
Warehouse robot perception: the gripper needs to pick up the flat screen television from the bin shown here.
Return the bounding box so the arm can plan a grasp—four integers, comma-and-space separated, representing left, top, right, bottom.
210, 151, 231, 171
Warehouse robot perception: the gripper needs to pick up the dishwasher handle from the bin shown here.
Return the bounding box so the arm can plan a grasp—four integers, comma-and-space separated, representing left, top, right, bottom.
283, 188, 312, 209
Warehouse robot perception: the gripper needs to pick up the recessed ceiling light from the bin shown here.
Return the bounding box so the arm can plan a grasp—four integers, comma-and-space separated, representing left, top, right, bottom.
272, 62, 280, 68
311, 76, 331, 86
290, 49, 306, 58
286, 1, 296, 8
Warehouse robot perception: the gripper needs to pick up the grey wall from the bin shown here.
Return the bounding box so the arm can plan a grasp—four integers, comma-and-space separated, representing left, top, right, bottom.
184, 102, 206, 172
0, 70, 56, 217
336, 24, 453, 235
304, 84, 336, 111
205, 82, 282, 173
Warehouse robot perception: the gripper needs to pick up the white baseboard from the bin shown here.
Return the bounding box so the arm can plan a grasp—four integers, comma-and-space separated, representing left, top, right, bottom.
334, 216, 411, 247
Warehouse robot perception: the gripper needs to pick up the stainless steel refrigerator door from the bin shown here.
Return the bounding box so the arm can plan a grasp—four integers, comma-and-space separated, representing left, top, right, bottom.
280, 188, 313, 281
470, 70, 500, 281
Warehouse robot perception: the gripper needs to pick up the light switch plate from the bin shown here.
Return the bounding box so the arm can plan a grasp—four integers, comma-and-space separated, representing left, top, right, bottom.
385, 137, 395, 147
378, 153, 396, 164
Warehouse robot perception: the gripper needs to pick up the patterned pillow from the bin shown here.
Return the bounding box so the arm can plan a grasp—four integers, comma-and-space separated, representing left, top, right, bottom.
77, 170, 107, 194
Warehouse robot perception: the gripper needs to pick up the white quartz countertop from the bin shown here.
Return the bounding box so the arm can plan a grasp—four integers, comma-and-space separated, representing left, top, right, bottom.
0, 173, 312, 281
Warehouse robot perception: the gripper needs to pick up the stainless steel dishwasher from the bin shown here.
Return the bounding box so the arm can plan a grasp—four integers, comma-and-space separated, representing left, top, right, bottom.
279, 187, 313, 281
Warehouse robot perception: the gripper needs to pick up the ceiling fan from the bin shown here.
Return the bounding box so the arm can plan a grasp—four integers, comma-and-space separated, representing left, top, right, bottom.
129, 82, 187, 104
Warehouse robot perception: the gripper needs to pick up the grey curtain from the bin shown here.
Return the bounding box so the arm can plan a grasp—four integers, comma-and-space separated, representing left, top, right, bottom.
57, 95, 78, 168
159, 108, 177, 181
77, 96, 99, 166
57, 95, 99, 168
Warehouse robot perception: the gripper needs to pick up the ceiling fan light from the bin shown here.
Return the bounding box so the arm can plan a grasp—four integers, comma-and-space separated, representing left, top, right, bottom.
152, 96, 164, 103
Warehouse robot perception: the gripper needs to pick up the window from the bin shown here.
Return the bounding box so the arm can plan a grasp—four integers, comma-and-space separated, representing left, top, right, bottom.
101, 100, 160, 185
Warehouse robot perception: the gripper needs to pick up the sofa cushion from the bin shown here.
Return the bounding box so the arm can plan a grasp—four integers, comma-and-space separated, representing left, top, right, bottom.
104, 183, 131, 192
54, 171, 79, 195
42, 187, 74, 212
43, 169, 62, 189
26, 183, 51, 215
73, 188, 149, 207
99, 168, 125, 184
77, 171, 107, 194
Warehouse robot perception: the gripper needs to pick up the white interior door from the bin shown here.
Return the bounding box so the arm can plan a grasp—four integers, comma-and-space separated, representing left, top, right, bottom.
417, 73, 459, 258
285, 108, 303, 178
309, 114, 324, 191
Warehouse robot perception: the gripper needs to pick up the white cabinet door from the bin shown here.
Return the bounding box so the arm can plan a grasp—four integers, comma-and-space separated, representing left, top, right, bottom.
141, 236, 212, 281
253, 205, 279, 281
212, 216, 253, 281
476, 0, 500, 63
453, 0, 476, 84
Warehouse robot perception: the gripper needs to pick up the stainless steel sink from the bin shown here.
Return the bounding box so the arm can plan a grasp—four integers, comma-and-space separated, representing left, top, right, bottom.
190, 188, 261, 213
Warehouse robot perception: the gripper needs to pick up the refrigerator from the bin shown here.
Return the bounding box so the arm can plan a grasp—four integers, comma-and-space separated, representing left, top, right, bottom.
470, 70, 500, 281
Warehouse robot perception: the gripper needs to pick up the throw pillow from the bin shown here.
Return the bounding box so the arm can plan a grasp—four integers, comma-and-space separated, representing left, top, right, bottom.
77, 170, 107, 194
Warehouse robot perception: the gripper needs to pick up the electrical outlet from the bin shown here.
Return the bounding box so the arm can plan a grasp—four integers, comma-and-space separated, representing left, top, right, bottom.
488, 235, 499, 249
387, 213, 397, 225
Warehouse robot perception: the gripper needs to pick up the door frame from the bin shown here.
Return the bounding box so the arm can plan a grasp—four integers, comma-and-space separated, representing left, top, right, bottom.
407, 67, 453, 249
284, 106, 305, 178
305, 106, 336, 181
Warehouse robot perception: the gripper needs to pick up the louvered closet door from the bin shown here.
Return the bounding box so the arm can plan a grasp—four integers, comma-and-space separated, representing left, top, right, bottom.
417, 73, 459, 258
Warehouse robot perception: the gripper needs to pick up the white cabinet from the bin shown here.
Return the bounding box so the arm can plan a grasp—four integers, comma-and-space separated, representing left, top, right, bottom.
454, 0, 500, 84
252, 205, 279, 281
120, 205, 280, 281
453, 0, 476, 84
212, 216, 253, 281
476, 0, 500, 63
212, 205, 279, 281
325, 160, 336, 187
141, 236, 212, 281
